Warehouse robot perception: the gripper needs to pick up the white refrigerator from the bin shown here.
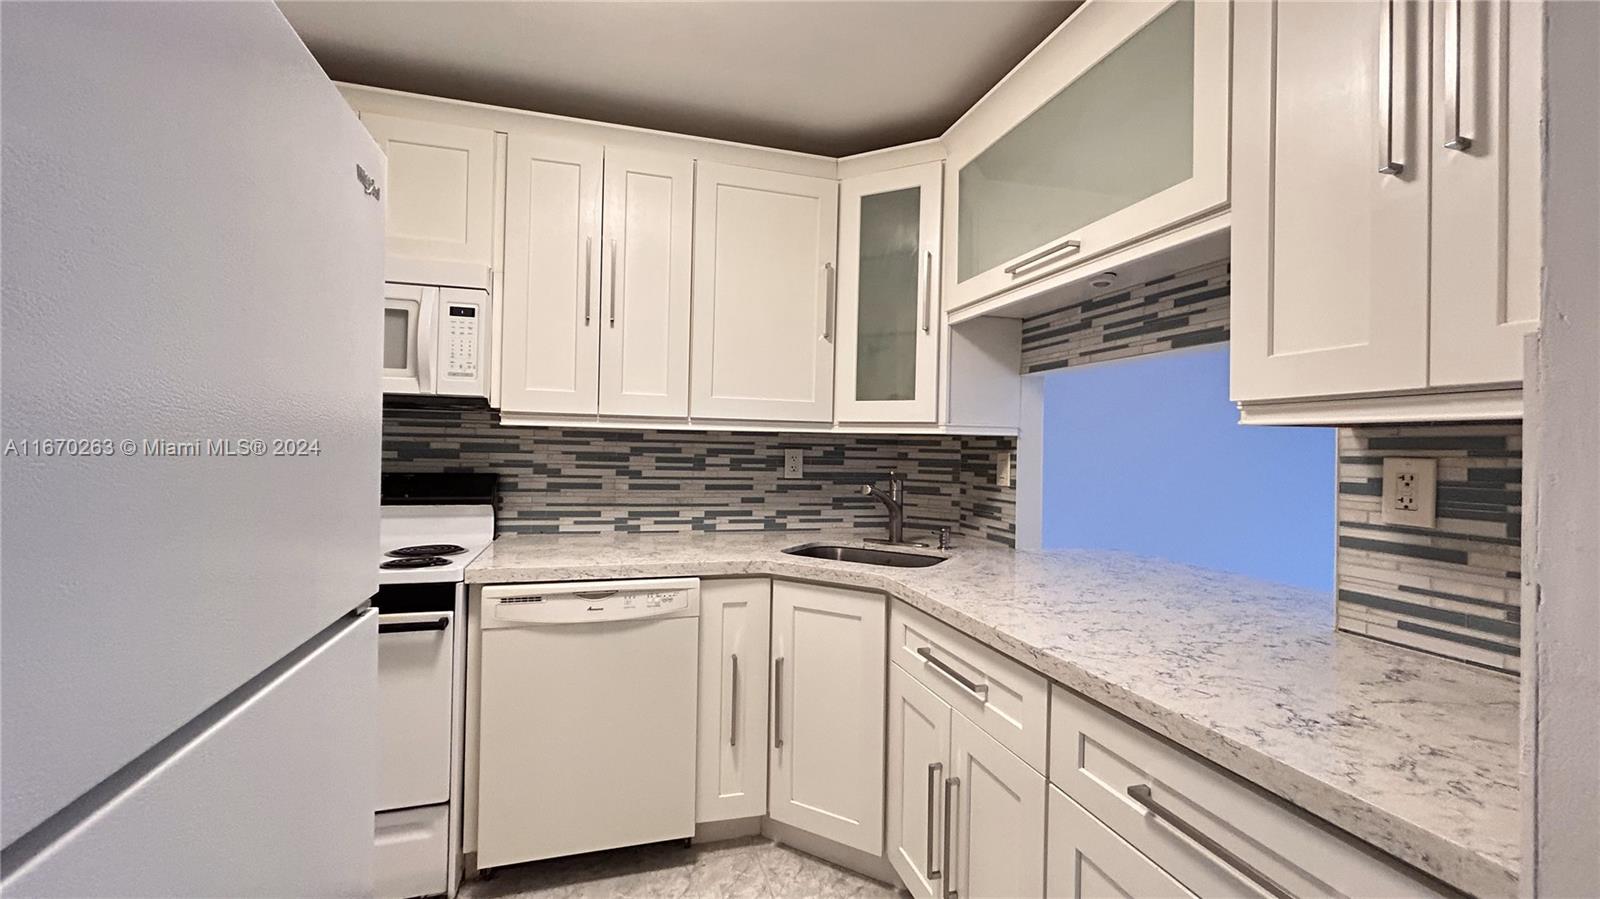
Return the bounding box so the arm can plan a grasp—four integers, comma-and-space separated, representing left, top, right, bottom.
1, 3, 384, 895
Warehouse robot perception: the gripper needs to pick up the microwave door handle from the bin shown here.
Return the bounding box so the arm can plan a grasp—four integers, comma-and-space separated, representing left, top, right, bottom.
416, 287, 438, 392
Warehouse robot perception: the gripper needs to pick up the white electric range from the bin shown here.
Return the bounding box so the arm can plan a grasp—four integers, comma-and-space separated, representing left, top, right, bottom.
374, 473, 496, 899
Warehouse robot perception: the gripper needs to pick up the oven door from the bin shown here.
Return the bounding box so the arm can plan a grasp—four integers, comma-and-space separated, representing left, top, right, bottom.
383, 282, 435, 395
377, 598, 454, 811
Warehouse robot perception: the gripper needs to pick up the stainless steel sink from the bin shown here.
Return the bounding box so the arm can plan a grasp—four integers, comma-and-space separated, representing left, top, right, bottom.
782, 542, 946, 568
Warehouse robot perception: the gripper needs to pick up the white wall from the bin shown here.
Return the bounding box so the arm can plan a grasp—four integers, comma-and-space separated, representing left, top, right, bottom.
1521, 1, 1600, 895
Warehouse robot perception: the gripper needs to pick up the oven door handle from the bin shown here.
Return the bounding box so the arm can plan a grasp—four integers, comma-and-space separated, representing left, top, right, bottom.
378, 616, 449, 634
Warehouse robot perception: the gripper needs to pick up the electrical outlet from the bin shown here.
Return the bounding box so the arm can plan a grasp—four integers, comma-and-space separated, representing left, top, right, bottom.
782, 448, 804, 479
998, 452, 1013, 488
1381, 457, 1438, 527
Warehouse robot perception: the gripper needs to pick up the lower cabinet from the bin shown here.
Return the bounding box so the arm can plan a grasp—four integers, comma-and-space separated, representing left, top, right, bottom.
768, 580, 886, 854
695, 579, 772, 823
950, 712, 1046, 899
887, 664, 952, 899
1047, 686, 1448, 898
888, 663, 1046, 899
1045, 786, 1193, 899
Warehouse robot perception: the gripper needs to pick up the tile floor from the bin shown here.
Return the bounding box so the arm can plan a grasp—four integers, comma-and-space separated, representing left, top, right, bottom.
462, 836, 904, 899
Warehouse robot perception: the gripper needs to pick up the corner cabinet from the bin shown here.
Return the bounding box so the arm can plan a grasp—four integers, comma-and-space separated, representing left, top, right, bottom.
944, 0, 1231, 312
835, 162, 943, 424
887, 602, 1049, 899
1231, 0, 1542, 421
767, 581, 885, 854
691, 163, 839, 422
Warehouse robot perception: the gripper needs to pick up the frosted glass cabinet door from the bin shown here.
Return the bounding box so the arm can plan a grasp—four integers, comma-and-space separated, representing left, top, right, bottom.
835, 163, 942, 424
945, 0, 1230, 310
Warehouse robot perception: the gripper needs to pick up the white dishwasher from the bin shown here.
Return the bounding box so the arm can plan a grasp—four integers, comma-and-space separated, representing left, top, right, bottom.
475, 578, 700, 870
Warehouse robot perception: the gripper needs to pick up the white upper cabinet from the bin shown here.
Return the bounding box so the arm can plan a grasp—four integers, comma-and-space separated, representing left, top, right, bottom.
600, 149, 695, 417
767, 580, 885, 854
361, 113, 497, 267
499, 133, 603, 415
1428, 0, 1542, 387
1232, 0, 1541, 416
696, 579, 772, 824
945, 0, 1231, 311
691, 163, 840, 422
836, 162, 943, 424
1231, 0, 1431, 402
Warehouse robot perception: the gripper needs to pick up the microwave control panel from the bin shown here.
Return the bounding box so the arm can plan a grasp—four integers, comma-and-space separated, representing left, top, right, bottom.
444, 303, 479, 380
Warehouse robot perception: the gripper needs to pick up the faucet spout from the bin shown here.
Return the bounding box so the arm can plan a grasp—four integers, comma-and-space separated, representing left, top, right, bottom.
861, 473, 908, 545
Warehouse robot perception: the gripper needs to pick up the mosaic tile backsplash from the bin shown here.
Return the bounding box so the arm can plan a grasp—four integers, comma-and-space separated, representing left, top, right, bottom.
383, 398, 1018, 547
1020, 259, 1230, 373
1335, 422, 1523, 673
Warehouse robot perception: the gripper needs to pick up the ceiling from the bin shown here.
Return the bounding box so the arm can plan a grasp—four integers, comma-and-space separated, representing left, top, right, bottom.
278, 1, 1079, 157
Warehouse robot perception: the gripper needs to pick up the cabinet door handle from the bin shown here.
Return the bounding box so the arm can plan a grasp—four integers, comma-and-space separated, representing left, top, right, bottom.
821, 262, 836, 342
1443, 0, 1473, 150
772, 656, 784, 749
729, 653, 739, 748
1127, 784, 1296, 899
942, 776, 960, 899
921, 250, 933, 334
583, 236, 593, 325
1003, 238, 1081, 276
926, 762, 943, 880
917, 646, 989, 701
608, 238, 619, 327
1377, 0, 1406, 174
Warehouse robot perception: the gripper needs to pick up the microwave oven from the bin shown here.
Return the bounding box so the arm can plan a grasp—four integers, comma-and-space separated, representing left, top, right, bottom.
382, 259, 491, 397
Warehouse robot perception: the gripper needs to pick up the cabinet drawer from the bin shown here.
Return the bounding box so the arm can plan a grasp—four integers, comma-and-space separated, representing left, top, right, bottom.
1047, 785, 1194, 899
891, 601, 1049, 772
374, 804, 449, 899
1048, 687, 1447, 898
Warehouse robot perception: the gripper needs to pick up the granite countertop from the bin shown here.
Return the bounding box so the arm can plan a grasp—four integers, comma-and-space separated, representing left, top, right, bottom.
467, 530, 1520, 898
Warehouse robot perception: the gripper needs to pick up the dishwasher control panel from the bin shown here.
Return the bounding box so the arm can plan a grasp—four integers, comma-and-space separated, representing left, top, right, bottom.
480, 578, 699, 628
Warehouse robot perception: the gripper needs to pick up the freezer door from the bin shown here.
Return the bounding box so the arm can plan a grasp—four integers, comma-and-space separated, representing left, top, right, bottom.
0, 612, 377, 899
1, 1, 383, 845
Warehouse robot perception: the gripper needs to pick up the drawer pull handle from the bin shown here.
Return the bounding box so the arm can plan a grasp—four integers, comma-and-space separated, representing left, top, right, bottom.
917, 646, 988, 701
926, 762, 943, 880
378, 617, 448, 634
942, 776, 960, 899
1126, 784, 1296, 899
1002, 238, 1081, 276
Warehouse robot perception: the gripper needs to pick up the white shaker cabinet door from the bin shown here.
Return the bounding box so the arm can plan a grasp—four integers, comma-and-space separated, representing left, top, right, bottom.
1045, 785, 1195, 899
500, 133, 603, 415
949, 712, 1046, 899
362, 113, 497, 267
1429, 0, 1542, 387
768, 580, 885, 854
691, 163, 839, 422
1231, 0, 1432, 402
600, 149, 695, 417
887, 664, 954, 899
696, 578, 772, 823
